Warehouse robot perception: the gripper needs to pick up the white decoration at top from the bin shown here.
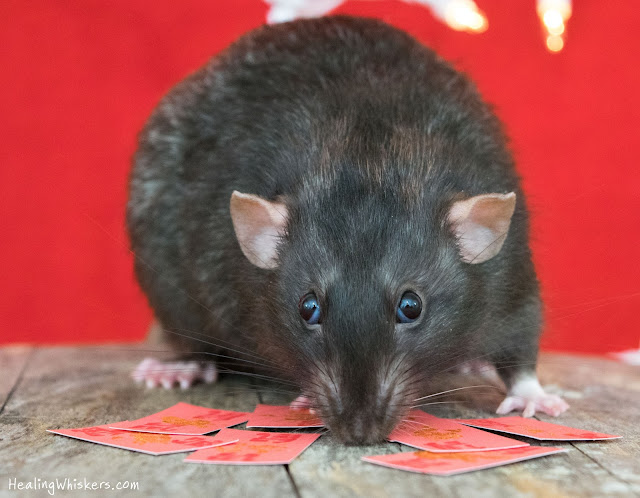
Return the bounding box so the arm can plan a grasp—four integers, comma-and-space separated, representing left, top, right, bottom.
264, 0, 488, 33
264, 0, 344, 24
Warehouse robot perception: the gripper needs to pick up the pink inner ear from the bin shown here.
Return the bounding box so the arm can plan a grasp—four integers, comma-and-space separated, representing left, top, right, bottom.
230, 191, 288, 269
448, 192, 516, 264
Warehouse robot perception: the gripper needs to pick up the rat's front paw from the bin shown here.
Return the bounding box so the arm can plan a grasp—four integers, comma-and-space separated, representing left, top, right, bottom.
131, 358, 218, 389
497, 393, 569, 417
498, 374, 569, 417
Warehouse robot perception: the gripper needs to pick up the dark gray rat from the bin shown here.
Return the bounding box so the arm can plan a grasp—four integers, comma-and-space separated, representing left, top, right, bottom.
127, 16, 568, 444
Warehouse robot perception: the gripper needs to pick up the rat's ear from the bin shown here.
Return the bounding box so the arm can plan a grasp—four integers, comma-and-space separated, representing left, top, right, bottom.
230, 190, 288, 269
447, 192, 516, 264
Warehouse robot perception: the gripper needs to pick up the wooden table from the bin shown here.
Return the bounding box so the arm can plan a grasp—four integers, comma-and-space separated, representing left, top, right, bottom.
1, 345, 638, 497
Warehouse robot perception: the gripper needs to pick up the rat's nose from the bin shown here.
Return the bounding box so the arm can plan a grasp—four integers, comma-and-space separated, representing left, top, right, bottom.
331, 412, 396, 445
320, 369, 407, 444
344, 418, 369, 445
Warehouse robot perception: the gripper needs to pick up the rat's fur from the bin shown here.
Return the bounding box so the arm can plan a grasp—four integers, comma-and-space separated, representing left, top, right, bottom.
127, 16, 542, 443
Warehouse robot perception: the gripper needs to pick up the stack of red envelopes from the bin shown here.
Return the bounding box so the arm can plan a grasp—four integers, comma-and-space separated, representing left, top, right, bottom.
48, 403, 620, 474
362, 410, 619, 475
48, 403, 321, 464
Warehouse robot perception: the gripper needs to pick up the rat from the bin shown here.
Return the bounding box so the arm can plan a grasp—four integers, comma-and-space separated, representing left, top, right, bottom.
127, 16, 568, 444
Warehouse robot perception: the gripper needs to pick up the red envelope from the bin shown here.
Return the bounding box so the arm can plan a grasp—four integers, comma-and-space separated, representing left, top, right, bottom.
456, 416, 621, 441
184, 428, 321, 465
363, 446, 567, 476
246, 404, 324, 428
108, 403, 249, 435
48, 424, 238, 455
389, 410, 529, 452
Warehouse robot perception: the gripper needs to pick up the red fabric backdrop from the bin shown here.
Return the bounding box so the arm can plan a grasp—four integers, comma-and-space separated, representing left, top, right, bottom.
1, 0, 639, 353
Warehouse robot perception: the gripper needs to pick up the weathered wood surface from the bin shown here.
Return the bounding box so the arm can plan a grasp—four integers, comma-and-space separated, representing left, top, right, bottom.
0, 346, 638, 497
0, 346, 32, 411
0, 346, 294, 498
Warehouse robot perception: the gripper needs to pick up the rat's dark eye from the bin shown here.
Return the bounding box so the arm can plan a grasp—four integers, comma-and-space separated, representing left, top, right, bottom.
396, 291, 422, 323
299, 293, 322, 325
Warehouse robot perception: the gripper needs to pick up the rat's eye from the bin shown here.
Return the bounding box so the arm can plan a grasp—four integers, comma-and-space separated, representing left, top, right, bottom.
299, 293, 322, 325
396, 291, 422, 323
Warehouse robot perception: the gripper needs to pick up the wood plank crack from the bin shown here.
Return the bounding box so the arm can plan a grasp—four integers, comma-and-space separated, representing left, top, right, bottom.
0, 346, 36, 415
570, 442, 637, 491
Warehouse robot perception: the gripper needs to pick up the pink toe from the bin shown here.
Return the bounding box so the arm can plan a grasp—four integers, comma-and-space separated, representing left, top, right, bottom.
179, 378, 193, 390
290, 395, 312, 410
523, 400, 536, 417
131, 358, 159, 381
202, 364, 218, 384
176, 363, 200, 384
541, 397, 570, 416
496, 396, 520, 414
161, 378, 175, 389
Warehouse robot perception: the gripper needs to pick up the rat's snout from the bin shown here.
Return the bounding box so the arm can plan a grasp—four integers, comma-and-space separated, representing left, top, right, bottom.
314, 364, 410, 445
330, 409, 397, 445
306, 286, 413, 444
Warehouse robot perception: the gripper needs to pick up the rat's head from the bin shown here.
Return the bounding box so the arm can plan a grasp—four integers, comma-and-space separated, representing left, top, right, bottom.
230, 182, 516, 444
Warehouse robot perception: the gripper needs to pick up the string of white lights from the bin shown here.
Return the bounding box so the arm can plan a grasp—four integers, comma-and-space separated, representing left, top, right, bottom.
405, 0, 487, 33
264, 0, 571, 52
537, 0, 572, 52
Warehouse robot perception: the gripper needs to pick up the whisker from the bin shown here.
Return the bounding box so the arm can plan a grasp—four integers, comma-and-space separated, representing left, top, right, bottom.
214, 368, 299, 387
161, 328, 281, 369
412, 385, 500, 402
409, 401, 465, 409
94, 346, 294, 377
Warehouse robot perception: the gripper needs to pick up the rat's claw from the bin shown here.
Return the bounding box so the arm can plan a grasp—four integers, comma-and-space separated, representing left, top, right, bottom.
202, 363, 219, 384
523, 400, 537, 418
534, 393, 570, 416
131, 358, 218, 389
496, 396, 520, 415
497, 374, 569, 417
